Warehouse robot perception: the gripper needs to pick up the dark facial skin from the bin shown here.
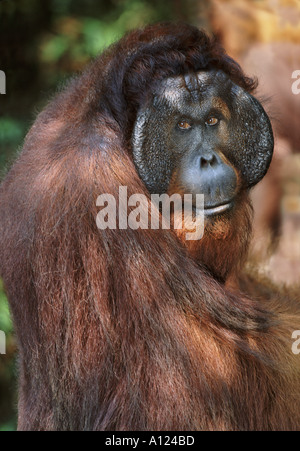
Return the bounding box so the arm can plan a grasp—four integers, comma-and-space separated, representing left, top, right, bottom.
132, 70, 274, 216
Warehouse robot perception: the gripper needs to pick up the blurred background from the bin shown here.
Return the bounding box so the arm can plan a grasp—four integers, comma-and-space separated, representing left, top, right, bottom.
0, 0, 299, 431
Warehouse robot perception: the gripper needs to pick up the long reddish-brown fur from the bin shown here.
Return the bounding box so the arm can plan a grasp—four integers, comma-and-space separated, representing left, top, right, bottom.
0, 23, 299, 431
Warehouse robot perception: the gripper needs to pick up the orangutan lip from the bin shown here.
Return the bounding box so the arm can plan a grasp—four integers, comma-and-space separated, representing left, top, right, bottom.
203, 201, 234, 216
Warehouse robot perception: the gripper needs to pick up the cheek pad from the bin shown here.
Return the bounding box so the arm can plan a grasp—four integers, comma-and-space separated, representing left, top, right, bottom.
132, 102, 175, 194
227, 89, 274, 187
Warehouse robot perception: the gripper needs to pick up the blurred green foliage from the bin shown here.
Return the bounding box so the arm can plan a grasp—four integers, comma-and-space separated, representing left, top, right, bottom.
0, 282, 16, 432
0, 281, 12, 334
0, 0, 208, 432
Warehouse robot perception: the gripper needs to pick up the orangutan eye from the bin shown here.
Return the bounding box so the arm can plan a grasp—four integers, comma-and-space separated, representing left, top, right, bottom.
205, 117, 219, 126
177, 120, 192, 130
